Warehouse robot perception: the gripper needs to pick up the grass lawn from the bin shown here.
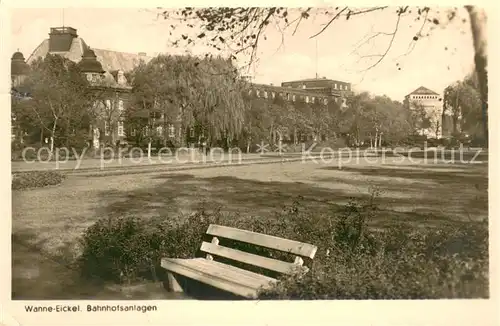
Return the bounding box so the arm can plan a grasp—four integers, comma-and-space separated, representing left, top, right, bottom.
11, 156, 488, 299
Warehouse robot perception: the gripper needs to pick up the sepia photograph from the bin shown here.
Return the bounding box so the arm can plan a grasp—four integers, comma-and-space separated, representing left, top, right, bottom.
9, 5, 489, 304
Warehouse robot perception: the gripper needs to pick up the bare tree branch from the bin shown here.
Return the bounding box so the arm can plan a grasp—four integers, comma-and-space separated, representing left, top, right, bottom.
358, 10, 402, 72
309, 7, 347, 39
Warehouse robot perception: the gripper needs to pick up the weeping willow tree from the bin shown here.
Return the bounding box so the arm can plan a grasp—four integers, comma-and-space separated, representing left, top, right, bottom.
129, 54, 246, 148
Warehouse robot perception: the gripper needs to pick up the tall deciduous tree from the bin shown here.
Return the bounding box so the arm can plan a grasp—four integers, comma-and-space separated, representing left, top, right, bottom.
443, 77, 482, 140
21, 54, 94, 152
129, 54, 247, 148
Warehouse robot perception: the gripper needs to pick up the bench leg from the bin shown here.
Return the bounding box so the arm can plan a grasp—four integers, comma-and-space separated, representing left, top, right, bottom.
166, 272, 184, 293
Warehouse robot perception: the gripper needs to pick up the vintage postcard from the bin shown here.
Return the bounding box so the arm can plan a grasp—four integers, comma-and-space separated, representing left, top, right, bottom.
1, 1, 497, 325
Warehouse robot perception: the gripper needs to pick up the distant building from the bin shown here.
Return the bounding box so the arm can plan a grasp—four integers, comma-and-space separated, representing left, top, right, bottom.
281, 77, 352, 94
404, 86, 444, 138
248, 77, 352, 142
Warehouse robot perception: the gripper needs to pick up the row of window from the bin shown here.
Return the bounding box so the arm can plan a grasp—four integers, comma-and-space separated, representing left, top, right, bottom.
250, 89, 336, 105
128, 125, 178, 138
413, 95, 438, 100
102, 122, 178, 138
103, 121, 125, 137
285, 83, 350, 91
104, 99, 124, 111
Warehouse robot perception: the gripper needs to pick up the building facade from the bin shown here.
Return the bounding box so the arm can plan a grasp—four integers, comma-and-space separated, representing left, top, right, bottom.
404, 86, 444, 138
12, 26, 152, 148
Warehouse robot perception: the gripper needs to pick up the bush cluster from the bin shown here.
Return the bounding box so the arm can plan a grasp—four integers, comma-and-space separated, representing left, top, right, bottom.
78, 193, 488, 299
12, 171, 65, 190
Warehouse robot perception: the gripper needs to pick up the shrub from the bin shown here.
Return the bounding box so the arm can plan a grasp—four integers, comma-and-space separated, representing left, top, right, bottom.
78, 192, 488, 298
12, 171, 65, 190
78, 216, 165, 283
258, 220, 488, 299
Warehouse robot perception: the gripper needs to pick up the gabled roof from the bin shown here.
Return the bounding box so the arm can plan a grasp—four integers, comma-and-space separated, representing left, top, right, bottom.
27, 37, 153, 73
407, 86, 439, 96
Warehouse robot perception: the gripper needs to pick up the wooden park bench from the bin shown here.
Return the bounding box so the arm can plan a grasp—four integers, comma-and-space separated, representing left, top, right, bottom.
161, 224, 318, 299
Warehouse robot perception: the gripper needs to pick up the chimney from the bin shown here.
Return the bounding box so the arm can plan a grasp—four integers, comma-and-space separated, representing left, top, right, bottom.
49, 27, 78, 52
138, 52, 147, 56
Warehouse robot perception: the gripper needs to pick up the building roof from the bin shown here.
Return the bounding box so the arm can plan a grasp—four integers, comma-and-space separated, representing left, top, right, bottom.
27, 37, 153, 73
407, 86, 440, 96
77, 48, 104, 73
281, 77, 350, 85
11, 51, 30, 75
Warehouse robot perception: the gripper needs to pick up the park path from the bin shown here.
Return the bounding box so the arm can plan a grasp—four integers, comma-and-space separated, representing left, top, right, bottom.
12, 238, 191, 300
11, 152, 266, 172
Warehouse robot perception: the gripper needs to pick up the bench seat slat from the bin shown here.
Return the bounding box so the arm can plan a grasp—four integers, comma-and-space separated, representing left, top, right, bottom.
200, 241, 305, 275
161, 257, 277, 298
207, 224, 318, 259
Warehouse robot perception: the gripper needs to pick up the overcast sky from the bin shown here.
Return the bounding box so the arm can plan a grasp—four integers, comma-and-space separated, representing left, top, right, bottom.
10, 7, 476, 101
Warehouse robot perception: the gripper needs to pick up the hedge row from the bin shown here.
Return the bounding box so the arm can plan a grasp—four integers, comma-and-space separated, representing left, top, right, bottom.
12, 171, 65, 190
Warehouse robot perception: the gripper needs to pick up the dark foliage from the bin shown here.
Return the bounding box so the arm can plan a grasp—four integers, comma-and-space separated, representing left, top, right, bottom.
12, 171, 65, 190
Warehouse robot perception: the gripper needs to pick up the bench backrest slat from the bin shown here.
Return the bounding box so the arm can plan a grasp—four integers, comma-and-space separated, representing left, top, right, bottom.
206, 224, 318, 259
200, 241, 306, 275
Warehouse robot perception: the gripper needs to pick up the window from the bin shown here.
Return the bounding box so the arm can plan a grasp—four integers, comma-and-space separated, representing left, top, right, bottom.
145, 126, 150, 136
156, 126, 162, 136
190, 127, 195, 138
130, 129, 136, 136
286, 93, 290, 100
302, 84, 306, 89
292, 95, 296, 102
264, 91, 268, 98
323, 98, 328, 105
117, 121, 124, 137
104, 121, 110, 136
334, 84, 337, 89
272, 92, 275, 99
169, 124, 175, 137
118, 99, 124, 111
305, 96, 309, 103
105, 99, 111, 111
312, 96, 315, 103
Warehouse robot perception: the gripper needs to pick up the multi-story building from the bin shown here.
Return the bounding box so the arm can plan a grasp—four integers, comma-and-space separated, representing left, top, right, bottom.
282, 77, 351, 94
247, 78, 352, 143
12, 26, 152, 148
251, 77, 352, 108
404, 86, 443, 138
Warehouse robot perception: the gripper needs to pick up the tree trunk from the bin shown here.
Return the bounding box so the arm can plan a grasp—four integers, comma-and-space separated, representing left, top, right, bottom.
466, 6, 488, 146
50, 118, 58, 154
163, 110, 167, 147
